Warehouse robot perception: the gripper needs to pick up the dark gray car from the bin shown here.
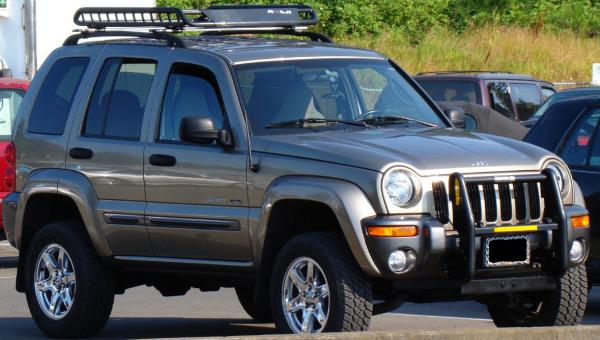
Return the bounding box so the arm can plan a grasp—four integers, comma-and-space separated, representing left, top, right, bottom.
1, 6, 591, 337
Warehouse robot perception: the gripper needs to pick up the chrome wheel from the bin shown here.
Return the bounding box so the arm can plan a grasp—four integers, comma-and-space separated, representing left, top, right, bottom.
34, 244, 76, 320
281, 257, 330, 334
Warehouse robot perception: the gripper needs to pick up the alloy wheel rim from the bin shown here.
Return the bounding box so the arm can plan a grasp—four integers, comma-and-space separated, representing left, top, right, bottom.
281, 256, 330, 334
33, 244, 76, 320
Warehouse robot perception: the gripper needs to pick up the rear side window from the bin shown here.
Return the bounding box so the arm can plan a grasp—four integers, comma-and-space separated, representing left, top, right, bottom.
488, 82, 515, 119
84, 58, 156, 140
418, 80, 481, 104
27, 57, 89, 135
511, 83, 542, 121
541, 87, 555, 101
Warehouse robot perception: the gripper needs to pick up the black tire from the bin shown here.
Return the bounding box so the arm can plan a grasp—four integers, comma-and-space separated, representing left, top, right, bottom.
24, 221, 115, 338
271, 232, 372, 333
487, 264, 588, 327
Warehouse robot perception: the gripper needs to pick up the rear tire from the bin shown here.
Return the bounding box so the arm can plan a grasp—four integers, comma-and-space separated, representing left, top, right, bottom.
271, 232, 372, 334
487, 264, 588, 327
235, 285, 273, 322
24, 221, 115, 338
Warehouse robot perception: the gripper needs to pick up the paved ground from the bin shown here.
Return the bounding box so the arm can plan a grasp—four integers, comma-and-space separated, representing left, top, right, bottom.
1, 240, 600, 339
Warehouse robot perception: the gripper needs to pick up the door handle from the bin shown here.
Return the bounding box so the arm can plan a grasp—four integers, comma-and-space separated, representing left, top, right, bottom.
149, 154, 176, 167
69, 147, 93, 159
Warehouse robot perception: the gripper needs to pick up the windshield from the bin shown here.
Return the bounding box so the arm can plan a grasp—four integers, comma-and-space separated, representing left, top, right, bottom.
0, 89, 24, 138
234, 59, 446, 135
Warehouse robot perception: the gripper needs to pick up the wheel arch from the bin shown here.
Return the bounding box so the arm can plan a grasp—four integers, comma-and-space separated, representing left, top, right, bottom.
255, 176, 380, 277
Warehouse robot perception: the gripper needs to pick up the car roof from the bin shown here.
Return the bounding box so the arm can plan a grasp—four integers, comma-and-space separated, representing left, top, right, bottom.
558, 86, 600, 94
82, 36, 387, 65
0, 78, 29, 91
414, 72, 549, 83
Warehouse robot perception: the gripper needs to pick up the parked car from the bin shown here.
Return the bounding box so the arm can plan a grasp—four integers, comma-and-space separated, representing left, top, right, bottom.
415, 71, 555, 122
2, 6, 590, 337
522, 87, 600, 128
524, 94, 600, 282
0, 78, 28, 240
437, 101, 529, 139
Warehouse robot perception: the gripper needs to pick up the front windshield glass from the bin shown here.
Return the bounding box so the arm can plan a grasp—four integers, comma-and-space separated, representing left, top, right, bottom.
234, 59, 446, 135
0, 89, 24, 138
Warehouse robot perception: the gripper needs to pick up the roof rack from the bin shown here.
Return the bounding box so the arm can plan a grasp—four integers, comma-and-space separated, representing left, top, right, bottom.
65, 5, 331, 46
416, 70, 513, 76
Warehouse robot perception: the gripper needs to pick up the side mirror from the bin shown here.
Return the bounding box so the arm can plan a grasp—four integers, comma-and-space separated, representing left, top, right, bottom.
444, 107, 466, 129
179, 117, 233, 147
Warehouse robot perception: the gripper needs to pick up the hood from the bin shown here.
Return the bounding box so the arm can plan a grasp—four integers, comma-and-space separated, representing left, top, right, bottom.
252, 127, 554, 175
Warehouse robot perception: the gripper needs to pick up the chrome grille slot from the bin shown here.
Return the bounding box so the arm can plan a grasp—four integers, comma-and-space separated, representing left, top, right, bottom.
499, 183, 511, 221
467, 184, 482, 224
483, 183, 497, 223
514, 182, 527, 221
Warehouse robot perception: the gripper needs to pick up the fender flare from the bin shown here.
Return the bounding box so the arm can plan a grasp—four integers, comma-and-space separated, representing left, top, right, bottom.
256, 176, 381, 276
15, 169, 112, 257
572, 180, 586, 208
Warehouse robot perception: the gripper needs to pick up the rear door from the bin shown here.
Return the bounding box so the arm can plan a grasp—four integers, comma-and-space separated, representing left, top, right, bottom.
66, 45, 170, 256
142, 49, 251, 261
558, 107, 600, 257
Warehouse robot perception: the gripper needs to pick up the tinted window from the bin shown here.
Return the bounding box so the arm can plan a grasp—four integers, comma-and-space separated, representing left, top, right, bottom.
488, 82, 515, 119
418, 80, 480, 104
511, 83, 542, 120
159, 64, 224, 141
0, 89, 24, 137
541, 87, 555, 101
84, 58, 156, 140
28, 57, 89, 135
561, 108, 600, 166
464, 114, 478, 132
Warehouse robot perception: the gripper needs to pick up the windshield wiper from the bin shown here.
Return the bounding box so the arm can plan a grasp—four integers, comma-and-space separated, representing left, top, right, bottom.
266, 118, 368, 129
359, 115, 437, 128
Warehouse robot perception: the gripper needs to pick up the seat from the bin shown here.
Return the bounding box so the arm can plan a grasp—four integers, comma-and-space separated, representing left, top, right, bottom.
104, 90, 143, 139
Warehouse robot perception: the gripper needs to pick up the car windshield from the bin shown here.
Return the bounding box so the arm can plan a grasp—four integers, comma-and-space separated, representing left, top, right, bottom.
0, 89, 24, 138
234, 59, 446, 135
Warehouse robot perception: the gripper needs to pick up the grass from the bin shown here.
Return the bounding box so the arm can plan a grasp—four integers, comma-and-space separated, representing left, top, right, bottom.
340, 25, 600, 84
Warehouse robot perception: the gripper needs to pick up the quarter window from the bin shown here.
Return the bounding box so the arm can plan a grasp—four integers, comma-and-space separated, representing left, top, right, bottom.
488, 82, 515, 119
541, 87, 555, 101
28, 57, 89, 135
561, 108, 600, 166
511, 83, 542, 121
84, 58, 156, 140
159, 63, 224, 142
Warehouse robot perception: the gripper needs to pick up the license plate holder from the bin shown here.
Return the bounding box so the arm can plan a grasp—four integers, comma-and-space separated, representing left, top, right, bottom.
484, 235, 530, 268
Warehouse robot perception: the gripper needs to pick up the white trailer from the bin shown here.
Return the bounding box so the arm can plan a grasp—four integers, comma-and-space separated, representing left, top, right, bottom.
0, 0, 155, 80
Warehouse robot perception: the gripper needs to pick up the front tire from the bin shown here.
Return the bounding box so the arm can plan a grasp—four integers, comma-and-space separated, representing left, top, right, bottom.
487, 264, 588, 327
24, 221, 115, 338
271, 232, 372, 334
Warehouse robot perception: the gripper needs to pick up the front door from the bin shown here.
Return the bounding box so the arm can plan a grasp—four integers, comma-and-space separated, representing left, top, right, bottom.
559, 107, 600, 257
143, 50, 250, 261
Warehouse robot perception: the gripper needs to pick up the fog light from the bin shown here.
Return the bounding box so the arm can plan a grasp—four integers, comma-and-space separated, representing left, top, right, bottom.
569, 240, 585, 263
388, 249, 417, 274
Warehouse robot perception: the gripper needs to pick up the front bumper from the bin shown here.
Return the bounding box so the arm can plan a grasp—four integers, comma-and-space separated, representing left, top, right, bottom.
362, 170, 590, 295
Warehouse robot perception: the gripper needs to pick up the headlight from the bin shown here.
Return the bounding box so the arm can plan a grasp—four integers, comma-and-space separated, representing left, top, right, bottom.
545, 160, 571, 200
382, 169, 420, 208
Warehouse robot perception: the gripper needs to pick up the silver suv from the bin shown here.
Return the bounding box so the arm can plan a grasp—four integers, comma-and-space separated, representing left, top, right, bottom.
2, 6, 591, 337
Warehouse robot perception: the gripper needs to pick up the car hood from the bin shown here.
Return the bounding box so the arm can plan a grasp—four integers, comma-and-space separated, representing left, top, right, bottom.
252, 127, 554, 175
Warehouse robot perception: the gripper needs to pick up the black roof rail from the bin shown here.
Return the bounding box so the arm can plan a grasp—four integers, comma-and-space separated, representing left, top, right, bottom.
72, 5, 317, 30
416, 70, 513, 76
65, 5, 330, 46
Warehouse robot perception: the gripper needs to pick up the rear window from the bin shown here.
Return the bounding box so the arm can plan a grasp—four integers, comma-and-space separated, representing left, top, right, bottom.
27, 57, 89, 135
417, 80, 481, 104
0, 89, 24, 138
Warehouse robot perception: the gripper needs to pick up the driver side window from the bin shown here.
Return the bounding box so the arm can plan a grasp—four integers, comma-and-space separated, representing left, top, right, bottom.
159, 63, 224, 142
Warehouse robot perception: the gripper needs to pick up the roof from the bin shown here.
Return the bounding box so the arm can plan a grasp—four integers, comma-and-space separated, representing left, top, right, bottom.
414, 72, 547, 82
81, 35, 386, 65
0, 78, 29, 91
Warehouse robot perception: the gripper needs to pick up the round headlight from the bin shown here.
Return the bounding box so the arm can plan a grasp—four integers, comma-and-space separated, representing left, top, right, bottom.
545, 160, 570, 199
383, 169, 419, 207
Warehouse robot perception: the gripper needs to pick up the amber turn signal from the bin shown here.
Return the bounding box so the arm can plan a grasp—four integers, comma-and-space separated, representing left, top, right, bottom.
367, 226, 418, 237
571, 215, 590, 228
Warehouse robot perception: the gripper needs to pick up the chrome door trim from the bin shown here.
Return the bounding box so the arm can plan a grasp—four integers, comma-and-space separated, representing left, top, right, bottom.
145, 216, 241, 231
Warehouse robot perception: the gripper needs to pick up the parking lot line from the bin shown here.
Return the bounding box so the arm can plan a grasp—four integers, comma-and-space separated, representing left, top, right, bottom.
390, 312, 491, 322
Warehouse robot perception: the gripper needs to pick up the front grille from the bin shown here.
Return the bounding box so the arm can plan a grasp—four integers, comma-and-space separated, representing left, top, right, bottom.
432, 177, 544, 227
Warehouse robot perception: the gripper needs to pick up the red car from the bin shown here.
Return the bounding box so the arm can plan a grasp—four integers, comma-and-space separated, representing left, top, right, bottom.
0, 78, 28, 239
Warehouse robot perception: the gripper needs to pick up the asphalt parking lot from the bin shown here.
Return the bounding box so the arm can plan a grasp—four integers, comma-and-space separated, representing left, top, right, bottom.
2, 240, 600, 339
